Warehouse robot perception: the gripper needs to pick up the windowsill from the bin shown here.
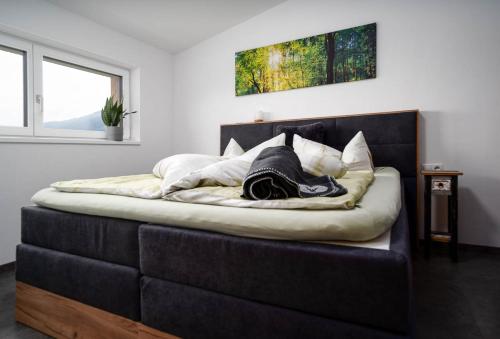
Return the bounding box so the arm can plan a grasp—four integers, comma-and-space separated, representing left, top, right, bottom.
0, 136, 140, 145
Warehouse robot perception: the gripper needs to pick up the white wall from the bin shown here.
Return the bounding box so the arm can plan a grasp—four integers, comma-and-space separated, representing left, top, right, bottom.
172, 0, 500, 247
0, 0, 173, 265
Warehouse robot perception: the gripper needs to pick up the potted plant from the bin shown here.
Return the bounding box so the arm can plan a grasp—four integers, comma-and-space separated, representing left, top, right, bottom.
101, 96, 137, 141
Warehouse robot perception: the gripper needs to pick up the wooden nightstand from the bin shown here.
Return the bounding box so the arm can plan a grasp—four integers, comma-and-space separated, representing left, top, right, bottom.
422, 170, 463, 261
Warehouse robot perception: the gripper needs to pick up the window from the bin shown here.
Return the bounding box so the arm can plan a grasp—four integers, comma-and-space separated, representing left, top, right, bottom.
0, 32, 132, 141
0, 34, 32, 136
42, 58, 121, 132
0, 46, 25, 127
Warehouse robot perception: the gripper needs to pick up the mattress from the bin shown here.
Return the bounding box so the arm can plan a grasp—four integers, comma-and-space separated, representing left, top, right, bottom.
32, 167, 401, 244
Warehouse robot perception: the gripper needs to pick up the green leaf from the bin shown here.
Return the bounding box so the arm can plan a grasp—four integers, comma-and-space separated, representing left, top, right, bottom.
100, 96, 137, 126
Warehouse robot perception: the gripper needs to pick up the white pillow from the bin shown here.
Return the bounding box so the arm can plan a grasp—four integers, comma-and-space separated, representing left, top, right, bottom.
223, 138, 245, 158
152, 154, 221, 183
162, 133, 286, 194
238, 133, 286, 162
341, 131, 374, 171
293, 134, 347, 178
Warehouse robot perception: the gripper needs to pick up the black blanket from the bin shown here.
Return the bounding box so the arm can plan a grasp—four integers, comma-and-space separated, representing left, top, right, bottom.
242, 146, 347, 200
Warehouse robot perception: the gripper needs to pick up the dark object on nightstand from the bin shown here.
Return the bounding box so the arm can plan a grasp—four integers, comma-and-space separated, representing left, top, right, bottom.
422, 170, 463, 261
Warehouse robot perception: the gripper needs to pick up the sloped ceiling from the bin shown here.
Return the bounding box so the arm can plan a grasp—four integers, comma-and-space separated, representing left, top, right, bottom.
47, 0, 285, 53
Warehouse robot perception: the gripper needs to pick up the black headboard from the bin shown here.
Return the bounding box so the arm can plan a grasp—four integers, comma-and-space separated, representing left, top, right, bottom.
220, 110, 419, 248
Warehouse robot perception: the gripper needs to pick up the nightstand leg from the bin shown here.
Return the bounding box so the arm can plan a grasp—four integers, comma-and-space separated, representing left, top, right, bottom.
450, 177, 459, 262
424, 176, 432, 259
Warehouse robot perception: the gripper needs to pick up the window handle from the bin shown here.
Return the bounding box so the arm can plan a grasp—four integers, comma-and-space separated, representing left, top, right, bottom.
36, 94, 43, 113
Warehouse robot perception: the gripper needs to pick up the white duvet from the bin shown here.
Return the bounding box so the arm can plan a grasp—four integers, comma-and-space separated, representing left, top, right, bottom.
50, 133, 375, 211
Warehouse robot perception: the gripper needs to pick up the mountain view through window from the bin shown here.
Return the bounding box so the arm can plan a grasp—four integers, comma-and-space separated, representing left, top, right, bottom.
42, 57, 121, 131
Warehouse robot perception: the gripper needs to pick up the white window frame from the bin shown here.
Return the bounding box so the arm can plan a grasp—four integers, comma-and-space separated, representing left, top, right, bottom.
33, 45, 131, 139
0, 30, 135, 143
0, 33, 33, 136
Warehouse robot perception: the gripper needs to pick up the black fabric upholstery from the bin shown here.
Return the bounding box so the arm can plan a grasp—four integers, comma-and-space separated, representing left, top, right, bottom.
395, 182, 416, 337
275, 118, 338, 149
139, 193, 411, 334
219, 122, 274, 154
21, 206, 140, 268
221, 112, 417, 177
369, 145, 416, 178
334, 114, 416, 146
403, 177, 417, 249
390, 184, 411, 259
16, 244, 141, 320
220, 111, 418, 247
275, 121, 325, 147
141, 277, 410, 339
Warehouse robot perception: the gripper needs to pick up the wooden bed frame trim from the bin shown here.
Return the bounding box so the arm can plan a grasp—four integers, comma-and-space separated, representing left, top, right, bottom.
15, 282, 178, 339
220, 109, 420, 126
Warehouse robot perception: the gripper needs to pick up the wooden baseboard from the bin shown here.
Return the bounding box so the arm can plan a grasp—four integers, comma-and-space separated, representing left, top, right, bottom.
16, 282, 178, 339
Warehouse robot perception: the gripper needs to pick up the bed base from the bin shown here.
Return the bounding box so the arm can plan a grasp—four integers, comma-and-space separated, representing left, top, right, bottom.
15, 282, 178, 339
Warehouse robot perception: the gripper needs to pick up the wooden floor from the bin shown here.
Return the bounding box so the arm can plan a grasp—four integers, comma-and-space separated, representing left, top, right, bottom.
1, 246, 500, 338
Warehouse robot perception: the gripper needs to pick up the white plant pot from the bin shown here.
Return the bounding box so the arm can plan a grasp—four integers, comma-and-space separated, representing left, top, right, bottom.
105, 125, 123, 141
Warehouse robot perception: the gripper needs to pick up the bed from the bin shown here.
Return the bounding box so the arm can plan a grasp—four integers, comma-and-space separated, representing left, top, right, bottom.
15, 110, 419, 339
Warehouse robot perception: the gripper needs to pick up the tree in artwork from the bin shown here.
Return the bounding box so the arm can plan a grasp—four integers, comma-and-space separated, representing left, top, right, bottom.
235, 23, 376, 96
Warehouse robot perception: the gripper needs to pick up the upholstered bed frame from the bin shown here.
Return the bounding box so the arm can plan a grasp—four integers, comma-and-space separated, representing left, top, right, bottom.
16, 110, 419, 339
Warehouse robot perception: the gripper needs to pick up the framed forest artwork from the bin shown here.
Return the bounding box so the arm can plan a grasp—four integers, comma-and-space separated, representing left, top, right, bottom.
235, 23, 376, 96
